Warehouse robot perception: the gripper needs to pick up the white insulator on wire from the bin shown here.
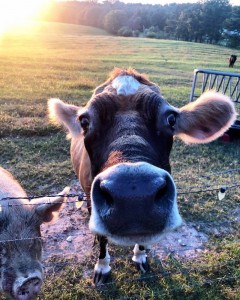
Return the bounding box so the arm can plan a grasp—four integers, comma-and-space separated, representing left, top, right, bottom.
218, 186, 226, 200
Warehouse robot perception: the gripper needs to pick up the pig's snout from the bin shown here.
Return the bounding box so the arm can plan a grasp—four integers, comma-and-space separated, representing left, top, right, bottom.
14, 276, 42, 300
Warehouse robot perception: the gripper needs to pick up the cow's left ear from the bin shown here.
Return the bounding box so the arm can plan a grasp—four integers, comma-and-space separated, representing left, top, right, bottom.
34, 187, 70, 224
174, 91, 237, 144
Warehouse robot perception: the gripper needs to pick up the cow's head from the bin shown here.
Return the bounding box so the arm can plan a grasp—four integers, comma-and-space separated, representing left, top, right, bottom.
48, 68, 236, 246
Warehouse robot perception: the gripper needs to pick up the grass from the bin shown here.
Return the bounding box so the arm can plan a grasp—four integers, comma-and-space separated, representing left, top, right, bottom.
0, 21, 239, 299
37, 241, 239, 299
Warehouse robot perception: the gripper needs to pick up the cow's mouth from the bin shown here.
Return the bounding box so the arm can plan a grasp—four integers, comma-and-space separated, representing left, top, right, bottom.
89, 199, 182, 246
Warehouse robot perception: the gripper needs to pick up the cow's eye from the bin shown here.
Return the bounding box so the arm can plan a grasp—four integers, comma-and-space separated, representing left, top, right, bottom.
167, 114, 176, 128
79, 116, 90, 132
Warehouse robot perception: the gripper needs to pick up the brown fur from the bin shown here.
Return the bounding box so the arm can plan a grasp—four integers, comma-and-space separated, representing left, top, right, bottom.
229, 55, 237, 68
48, 69, 237, 207
47, 68, 237, 286
48, 70, 237, 187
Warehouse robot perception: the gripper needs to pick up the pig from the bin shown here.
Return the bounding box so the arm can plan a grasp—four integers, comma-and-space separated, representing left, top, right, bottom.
0, 167, 69, 300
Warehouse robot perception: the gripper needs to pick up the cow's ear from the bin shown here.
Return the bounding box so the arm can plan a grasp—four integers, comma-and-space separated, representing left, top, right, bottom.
48, 99, 82, 138
174, 91, 236, 144
34, 187, 70, 224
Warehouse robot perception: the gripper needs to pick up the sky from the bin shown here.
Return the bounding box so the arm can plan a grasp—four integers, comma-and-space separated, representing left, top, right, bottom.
121, 0, 239, 5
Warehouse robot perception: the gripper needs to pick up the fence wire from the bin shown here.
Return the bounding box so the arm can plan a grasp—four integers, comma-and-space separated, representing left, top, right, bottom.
0, 171, 239, 245
43, 256, 240, 274
0, 196, 240, 300
0, 168, 239, 299
34, 273, 239, 300
1, 166, 239, 203
40, 258, 240, 300
1, 181, 239, 204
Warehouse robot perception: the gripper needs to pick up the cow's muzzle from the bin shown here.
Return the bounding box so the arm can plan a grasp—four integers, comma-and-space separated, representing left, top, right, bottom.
89, 162, 182, 245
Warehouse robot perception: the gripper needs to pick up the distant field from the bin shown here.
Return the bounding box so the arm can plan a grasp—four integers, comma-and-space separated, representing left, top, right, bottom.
0, 21, 239, 299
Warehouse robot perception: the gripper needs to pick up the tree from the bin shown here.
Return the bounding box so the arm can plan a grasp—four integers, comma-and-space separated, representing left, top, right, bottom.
104, 9, 127, 34
176, 4, 204, 42
223, 6, 240, 47
224, 6, 240, 31
201, 0, 231, 43
129, 15, 143, 31
41, 0, 235, 46
147, 7, 166, 30
83, 4, 110, 28
164, 4, 179, 38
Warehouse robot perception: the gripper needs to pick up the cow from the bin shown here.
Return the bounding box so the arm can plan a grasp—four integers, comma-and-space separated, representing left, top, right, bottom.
229, 54, 237, 67
0, 167, 69, 300
48, 68, 236, 286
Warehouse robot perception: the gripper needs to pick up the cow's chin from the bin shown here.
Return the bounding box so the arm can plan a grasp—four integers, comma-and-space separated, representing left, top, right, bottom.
107, 232, 168, 247
89, 201, 183, 247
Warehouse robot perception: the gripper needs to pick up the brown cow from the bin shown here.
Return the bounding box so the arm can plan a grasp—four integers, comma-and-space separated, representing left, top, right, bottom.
229, 54, 237, 67
48, 68, 236, 285
0, 167, 69, 299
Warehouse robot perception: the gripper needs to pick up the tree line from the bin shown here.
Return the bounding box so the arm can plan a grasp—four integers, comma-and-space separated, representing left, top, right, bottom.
42, 0, 240, 48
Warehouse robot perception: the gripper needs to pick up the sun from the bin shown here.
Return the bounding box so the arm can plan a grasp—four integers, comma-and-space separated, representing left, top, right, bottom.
0, 0, 50, 34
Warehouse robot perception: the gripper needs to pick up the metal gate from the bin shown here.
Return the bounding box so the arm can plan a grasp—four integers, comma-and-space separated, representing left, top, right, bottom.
189, 69, 240, 132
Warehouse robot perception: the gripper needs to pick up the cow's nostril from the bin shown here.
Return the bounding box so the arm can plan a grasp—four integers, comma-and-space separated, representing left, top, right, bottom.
155, 182, 168, 203
100, 187, 114, 208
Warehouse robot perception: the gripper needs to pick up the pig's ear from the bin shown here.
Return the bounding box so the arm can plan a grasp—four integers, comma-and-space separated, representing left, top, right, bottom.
174, 91, 237, 144
48, 98, 82, 138
34, 187, 70, 223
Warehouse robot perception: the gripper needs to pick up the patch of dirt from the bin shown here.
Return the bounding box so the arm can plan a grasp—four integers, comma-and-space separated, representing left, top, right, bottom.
41, 181, 211, 269
152, 223, 208, 259
41, 181, 93, 265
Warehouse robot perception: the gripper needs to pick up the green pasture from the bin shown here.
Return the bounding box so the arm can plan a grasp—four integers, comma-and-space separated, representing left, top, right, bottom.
0, 21, 239, 299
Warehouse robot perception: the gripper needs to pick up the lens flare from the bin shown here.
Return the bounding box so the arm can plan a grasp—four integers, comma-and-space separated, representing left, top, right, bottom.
0, 0, 50, 34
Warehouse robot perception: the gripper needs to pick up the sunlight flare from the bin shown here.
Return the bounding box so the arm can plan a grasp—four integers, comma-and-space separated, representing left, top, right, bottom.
0, 0, 50, 34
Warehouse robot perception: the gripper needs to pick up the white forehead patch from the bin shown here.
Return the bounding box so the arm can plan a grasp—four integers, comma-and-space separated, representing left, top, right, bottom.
112, 75, 141, 96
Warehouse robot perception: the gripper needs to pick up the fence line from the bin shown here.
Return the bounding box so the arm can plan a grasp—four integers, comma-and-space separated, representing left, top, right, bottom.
178, 182, 240, 194
40, 256, 239, 298
49, 240, 240, 261
174, 167, 240, 182
177, 180, 239, 190
38, 275, 240, 299
0, 214, 238, 250
1, 180, 239, 205
0, 168, 239, 294
44, 257, 240, 273
1, 165, 239, 204
37, 269, 239, 299
1, 193, 86, 201
85, 272, 240, 291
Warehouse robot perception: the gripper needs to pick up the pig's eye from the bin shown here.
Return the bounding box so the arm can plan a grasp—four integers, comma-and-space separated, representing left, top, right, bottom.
79, 116, 90, 133
167, 114, 176, 128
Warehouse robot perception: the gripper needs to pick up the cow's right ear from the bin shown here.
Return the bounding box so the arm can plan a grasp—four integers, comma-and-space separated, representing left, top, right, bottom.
48, 98, 82, 138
